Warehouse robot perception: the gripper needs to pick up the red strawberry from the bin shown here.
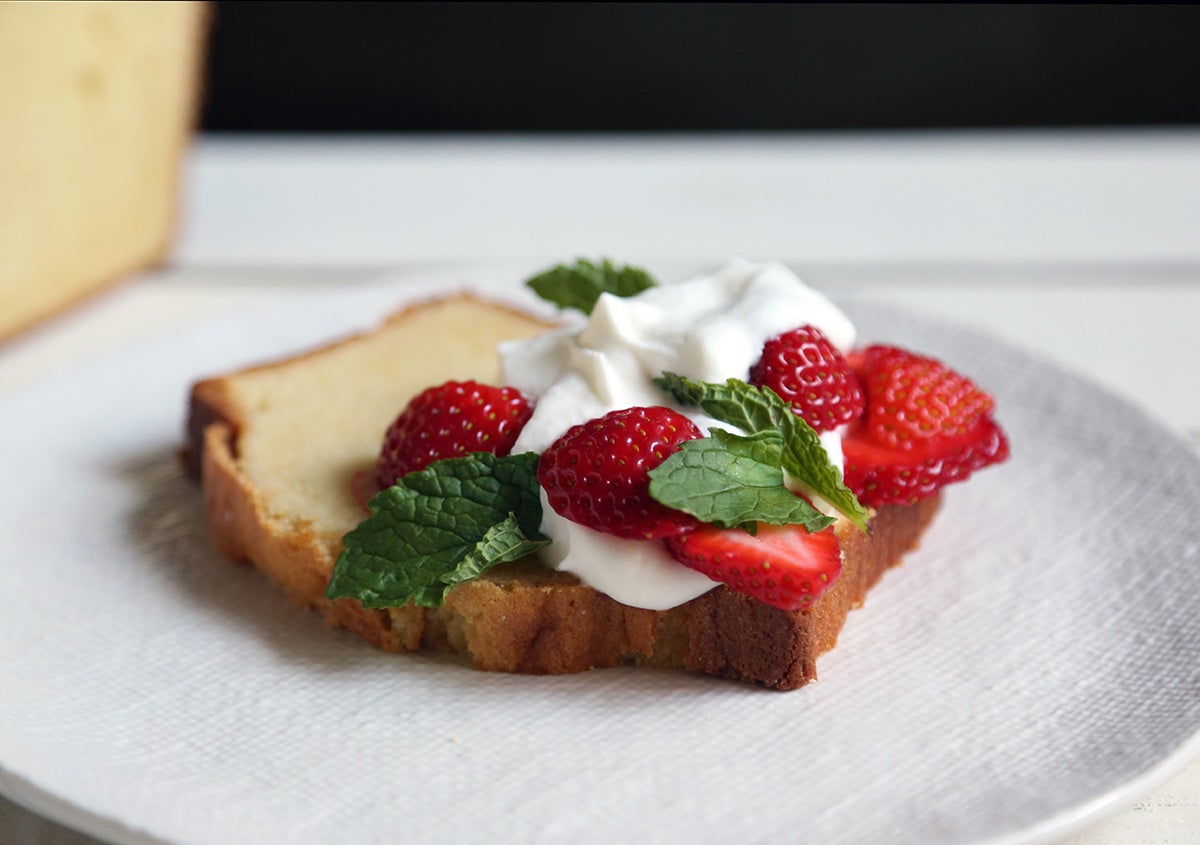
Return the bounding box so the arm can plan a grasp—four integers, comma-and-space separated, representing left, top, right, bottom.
844, 417, 1008, 506
749, 325, 864, 432
377, 380, 533, 487
843, 345, 1008, 506
664, 523, 842, 611
852, 345, 994, 449
538, 406, 702, 539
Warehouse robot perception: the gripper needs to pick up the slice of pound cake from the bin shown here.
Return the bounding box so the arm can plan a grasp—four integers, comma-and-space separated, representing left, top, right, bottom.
185, 261, 1007, 689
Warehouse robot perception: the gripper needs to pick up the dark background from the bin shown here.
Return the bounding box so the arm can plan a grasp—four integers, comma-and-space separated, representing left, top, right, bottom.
201, 3, 1200, 133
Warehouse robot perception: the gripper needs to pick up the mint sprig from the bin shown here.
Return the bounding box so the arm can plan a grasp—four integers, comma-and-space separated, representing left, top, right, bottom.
653, 372, 788, 434
648, 429, 834, 533
325, 452, 549, 608
653, 373, 870, 531
525, 258, 657, 315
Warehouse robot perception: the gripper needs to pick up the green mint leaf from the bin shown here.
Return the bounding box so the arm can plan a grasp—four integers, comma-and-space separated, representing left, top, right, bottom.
648, 429, 835, 532
654, 372, 870, 530
654, 372, 789, 433
777, 412, 870, 531
412, 515, 550, 606
325, 452, 549, 609
525, 258, 657, 315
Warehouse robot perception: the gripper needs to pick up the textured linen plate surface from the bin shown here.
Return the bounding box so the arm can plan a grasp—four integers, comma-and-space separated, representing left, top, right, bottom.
1, 273, 1199, 845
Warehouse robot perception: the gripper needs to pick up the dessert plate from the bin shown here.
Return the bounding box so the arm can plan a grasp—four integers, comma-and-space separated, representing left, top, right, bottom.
1, 276, 1198, 845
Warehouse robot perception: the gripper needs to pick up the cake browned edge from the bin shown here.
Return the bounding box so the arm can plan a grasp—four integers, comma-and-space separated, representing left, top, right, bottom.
184, 294, 941, 690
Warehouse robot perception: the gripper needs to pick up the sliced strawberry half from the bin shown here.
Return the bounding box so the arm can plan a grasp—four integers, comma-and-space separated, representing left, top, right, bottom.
843, 344, 1008, 506
538, 406, 702, 540
664, 523, 842, 611
851, 345, 994, 450
377, 380, 533, 487
749, 325, 864, 432
843, 417, 1009, 506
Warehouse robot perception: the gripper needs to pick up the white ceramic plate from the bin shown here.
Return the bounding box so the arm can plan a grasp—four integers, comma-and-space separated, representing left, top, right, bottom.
1, 278, 1199, 845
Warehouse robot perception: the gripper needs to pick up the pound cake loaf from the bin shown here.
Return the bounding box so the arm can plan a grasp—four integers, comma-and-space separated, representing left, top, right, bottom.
0, 1, 207, 340
186, 261, 1007, 689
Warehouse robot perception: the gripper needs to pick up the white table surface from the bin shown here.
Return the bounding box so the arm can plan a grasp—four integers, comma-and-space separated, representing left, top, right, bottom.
2, 131, 1199, 844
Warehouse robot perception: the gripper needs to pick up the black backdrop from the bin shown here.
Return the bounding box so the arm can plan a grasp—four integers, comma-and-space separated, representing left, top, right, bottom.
201, 3, 1200, 133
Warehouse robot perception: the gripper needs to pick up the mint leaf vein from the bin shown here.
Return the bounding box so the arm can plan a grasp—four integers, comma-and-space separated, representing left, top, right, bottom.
325, 452, 549, 609
649, 429, 834, 532
654, 372, 870, 531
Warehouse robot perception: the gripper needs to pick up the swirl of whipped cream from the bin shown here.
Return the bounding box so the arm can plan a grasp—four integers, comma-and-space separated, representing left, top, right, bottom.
499, 259, 855, 610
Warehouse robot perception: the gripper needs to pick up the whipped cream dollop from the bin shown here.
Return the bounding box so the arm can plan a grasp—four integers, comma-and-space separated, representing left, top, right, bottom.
499, 259, 856, 610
